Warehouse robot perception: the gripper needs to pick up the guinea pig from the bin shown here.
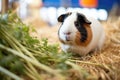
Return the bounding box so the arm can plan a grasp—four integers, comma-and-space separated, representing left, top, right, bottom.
57, 12, 105, 56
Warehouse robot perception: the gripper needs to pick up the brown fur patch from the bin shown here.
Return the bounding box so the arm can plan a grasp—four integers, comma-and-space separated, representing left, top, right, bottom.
75, 24, 92, 46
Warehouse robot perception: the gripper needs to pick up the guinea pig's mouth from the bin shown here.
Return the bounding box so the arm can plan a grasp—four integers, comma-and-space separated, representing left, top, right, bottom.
65, 40, 72, 44
60, 38, 73, 45
64, 37, 73, 44
59, 36, 73, 44
66, 39, 70, 42
65, 36, 71, 42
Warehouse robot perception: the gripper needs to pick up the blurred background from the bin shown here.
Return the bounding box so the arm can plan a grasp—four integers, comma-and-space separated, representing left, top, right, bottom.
0, 0, 120, 27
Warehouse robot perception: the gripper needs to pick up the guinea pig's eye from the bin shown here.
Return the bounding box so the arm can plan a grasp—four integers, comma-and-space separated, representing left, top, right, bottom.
74, 21, 79, 26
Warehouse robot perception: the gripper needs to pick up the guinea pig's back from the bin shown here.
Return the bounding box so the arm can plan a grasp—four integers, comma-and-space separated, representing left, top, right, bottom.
86, 17, 105, 50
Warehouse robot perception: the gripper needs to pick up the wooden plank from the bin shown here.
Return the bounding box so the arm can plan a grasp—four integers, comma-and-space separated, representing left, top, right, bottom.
2, 0, 9, 14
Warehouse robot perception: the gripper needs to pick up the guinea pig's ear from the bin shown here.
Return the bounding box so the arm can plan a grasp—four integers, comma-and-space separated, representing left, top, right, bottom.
58, 12, 71, 22
77, 13, 91, 24
57, 14, 66, 22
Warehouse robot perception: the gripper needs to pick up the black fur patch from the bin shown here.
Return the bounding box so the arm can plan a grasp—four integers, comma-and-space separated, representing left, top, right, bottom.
58, 12, 72, 37
74, 13, 89, 42
57, 12, 72, 22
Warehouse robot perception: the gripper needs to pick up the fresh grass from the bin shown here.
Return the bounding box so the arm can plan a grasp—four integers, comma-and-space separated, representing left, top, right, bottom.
0, 12, 88, 80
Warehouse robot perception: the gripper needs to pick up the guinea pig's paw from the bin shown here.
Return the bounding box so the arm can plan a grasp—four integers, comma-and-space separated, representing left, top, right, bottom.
61, 44, 71, 52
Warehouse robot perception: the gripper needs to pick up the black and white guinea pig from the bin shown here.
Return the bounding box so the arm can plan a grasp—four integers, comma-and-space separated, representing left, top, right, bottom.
57, 12, 105, 56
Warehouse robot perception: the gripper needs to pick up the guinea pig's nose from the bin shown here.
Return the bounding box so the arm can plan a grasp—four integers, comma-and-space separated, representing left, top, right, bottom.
64, 32, 71, 35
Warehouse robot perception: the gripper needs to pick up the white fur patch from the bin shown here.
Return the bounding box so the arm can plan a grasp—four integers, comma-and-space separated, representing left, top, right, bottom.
59, 13, 78, 43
